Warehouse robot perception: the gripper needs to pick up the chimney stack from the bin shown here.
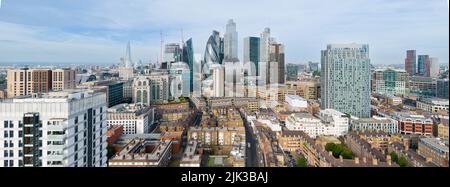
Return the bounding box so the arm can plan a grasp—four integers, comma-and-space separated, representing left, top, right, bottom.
372, 158, 378, 166
387, 155, 392, 166
355, 157, 360, 164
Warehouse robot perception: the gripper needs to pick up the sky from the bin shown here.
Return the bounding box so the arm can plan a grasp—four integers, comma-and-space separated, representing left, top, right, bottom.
0, 0, 448, 65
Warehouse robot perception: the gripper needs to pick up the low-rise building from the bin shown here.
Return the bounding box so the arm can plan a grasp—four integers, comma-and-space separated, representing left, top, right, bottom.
350, 116, 398, 134
438, 118, 449, 140
285, 109, 349, 138
417, 138, 449, 167
285, 94, 308, 112
107, 125, 124, 144
416, 98, 449, 114
180, 141, 202, 167
388, 142, 437, 167
108, 138, 173, 167
106, 104, 155, 135
393, 113, 433, 136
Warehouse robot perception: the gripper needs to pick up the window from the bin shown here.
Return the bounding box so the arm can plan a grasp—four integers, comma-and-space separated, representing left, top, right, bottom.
9, 141, 13, 147
75, 117, 79, 124
4, 141, 8, 147
3, 160, 7, 167
9, 121, 13, 128
9, 160, 13, 167
9, 131, 13, 138
4, 131, 8, 138
19, 131, 23, 137
4, 150, 8, 157
3, 121, 8, 128
9, 150, 13, 157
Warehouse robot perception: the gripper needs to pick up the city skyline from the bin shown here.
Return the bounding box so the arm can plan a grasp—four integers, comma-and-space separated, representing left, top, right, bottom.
0, 0, 448, 65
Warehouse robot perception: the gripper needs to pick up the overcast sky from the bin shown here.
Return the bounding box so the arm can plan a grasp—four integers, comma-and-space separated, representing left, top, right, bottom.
0, 0, 448, 65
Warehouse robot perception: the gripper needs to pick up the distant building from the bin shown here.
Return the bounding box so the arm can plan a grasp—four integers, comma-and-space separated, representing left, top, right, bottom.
405, 50, 417, 76
7, 68, 52, 98
51, 69, 76, 91
372, 68, 407, 96
408, 76, 437, 97
286, 63, 299, 81
436, 79, 449, 99
418, 55, 431, 77
308, 61, 319, 72
243, 37, 260, 76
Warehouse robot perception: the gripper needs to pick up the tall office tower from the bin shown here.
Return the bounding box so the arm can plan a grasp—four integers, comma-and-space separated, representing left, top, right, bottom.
429, 58, 440, 77
405, 50, 417, 76
224, 19, 239, 61
211, 64, 225, 97
260, 28, 271, 85
204, 31, 224, 65
183, 38, 194, 92
0, 90, 108, 167
204, 31, 224, 80
269, 42, 285, 84
418, 55, 430, 77
224, 61, 244, 97
243, 37, 260, 76
52, 69, 76, 91
124, 41, 133, 69
164, 43, 182, 64
7, 68, 52, 98
321, 44, 371, 118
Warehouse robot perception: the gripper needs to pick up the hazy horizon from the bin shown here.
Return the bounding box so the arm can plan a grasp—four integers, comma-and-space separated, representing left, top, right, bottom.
0, 0, 448, 65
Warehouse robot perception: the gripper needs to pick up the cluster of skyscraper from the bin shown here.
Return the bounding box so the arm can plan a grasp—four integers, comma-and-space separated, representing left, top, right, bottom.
405, 50, 440, 77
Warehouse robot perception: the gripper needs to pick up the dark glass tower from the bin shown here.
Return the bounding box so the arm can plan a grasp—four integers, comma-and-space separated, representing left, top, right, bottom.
183, 38, 194, 92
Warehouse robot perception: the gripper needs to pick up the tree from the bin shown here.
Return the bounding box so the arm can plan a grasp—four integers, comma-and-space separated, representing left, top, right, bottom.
107, 143, 115, 158
297, 156, 308, 167
398, 156, 409, 167
390, 151, 399, 163
313, 71, 320, 77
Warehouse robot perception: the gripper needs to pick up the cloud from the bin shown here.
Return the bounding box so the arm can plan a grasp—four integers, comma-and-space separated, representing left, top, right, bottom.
0, 0, 448, 65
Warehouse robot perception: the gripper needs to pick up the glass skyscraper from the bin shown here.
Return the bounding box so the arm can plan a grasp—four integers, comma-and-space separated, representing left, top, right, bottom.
243, 37, 260, 76
321, 44, 371, 118
183, 38, 194, 92
418, 55, 430, 77
224, 19, 239, 61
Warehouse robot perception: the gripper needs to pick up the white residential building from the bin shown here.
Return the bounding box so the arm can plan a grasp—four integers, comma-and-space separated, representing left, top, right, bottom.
106, 104, 154, 135
318, 109, 350, 137
285, 109, 349, 138
285, 94, 308, 111
0, 90, 108, 167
